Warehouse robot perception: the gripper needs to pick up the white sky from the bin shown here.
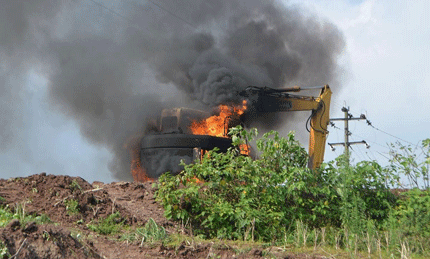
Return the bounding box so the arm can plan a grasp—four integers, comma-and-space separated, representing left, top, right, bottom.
1, 0, 428, 183
286, 0, 430, 165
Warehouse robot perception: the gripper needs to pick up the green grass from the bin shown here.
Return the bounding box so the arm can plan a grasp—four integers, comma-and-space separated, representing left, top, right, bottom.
87, 212, 125, 235
0, 202, 51, 228
64, 198, 80, 215
120, 218, 167, 245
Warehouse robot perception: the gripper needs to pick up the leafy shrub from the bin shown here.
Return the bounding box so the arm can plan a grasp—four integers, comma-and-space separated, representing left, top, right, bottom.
156, 126, 429, 257
388, 139, 430, 189
392, 188, 430, 237
157, 127, 342, 241
323, 156, 397, 233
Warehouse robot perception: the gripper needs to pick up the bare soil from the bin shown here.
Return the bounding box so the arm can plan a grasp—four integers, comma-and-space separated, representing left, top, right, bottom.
0, 173, 332, 258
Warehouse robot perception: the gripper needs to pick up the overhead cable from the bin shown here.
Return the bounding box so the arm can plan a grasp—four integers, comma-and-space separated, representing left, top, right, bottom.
88, 0, 134, 23
367, 121, 416, 146
144, 0, 197, 28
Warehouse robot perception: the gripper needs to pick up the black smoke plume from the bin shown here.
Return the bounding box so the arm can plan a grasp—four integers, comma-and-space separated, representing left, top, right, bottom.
0, 0, 344, 181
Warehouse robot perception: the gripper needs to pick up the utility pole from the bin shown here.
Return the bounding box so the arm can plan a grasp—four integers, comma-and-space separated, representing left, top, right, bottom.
343, 107, 349, 156
328, 106, 369, 164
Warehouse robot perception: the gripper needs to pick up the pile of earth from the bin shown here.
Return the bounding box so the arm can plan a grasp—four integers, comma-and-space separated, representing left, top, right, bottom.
0, 173, 326, 258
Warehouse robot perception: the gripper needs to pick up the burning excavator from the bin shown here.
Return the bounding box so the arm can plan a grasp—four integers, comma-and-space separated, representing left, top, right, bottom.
132, 85, 332, 181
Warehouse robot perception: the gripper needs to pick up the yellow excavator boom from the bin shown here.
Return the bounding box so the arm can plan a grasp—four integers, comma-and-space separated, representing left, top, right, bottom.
240, 84, 332, 169
308, 85, 331, 169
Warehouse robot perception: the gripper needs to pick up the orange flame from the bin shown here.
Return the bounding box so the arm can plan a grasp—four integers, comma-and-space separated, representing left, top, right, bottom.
190, 100, 247, 138
239, 143, 251, 156
131, 157, 154, 183
129, 141, 154, 182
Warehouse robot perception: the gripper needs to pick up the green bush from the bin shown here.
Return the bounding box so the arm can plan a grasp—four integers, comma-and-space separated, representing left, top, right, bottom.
156, 126, 429, 256
393, 188, 430, 237
322, 156, 396, 233
156, 127, 342, 241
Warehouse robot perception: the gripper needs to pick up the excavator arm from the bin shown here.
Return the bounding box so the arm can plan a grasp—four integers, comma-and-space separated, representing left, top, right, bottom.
239, 85, 332, 169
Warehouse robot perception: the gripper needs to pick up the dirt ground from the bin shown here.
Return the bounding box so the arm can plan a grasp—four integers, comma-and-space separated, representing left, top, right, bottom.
0, 173, 332, 259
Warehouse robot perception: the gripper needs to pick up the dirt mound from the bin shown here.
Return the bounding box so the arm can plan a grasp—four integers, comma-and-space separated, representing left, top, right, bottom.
0, 173, 167, 227
0, 173, 174, 258
1, 220, 101, 258
0, 173, 318, 258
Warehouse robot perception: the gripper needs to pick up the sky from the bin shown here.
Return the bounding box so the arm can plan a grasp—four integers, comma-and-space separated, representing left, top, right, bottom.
291, 0, 430, 166
0, 0, 429, 183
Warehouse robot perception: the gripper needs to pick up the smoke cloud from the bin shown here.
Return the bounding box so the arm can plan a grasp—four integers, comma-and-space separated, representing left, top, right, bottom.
0, 0, 344, 181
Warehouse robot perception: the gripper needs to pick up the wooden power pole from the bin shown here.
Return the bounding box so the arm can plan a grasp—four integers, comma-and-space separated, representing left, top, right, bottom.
328, 107, 369, 163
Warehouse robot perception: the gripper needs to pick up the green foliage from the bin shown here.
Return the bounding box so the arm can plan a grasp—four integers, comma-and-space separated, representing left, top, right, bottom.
120, 218, 167, 244
87, 212, 125, 235
64, 198, 80, 215
157, 126, 340, 241
14, 202, 52, 227
323, 156, 396, 233
388, 138, 430, 188
0, 206, 14, 227
0, 240, 10, 259
135, 218, 167, 243
156, 126, 430, 256
0, 203, 51, 228
392, 189, 430, 237
69, 179, 83, 192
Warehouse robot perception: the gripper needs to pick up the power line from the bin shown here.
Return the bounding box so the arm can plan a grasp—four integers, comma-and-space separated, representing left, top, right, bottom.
86, 0, 159, 38
334, 149, 340, 157
376, 151, 391, 161
350, 132, 390, 150
367, 122, 416, 146
87, 0, 196, 34
88, 0, 134, 23
350, 146, 364, 161
329, 121, 341, 130
345, 107, 417, 146
144, 0, 197, 28
350, 137, 368, 161
331, 100, 344, 111
365, 151, 377, 161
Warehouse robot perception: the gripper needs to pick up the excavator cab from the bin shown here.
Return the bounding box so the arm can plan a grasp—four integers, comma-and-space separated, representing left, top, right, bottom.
140, 107, 233, 179
159, 108, 210, 134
